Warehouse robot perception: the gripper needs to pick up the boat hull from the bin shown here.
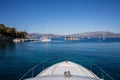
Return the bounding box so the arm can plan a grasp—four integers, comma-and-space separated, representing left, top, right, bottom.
25, 61, 101, 80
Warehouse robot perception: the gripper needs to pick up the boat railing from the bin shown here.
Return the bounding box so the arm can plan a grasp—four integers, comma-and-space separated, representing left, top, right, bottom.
88, 63, 114, 80
67, 54, 114, 80
19, 57, 59, 80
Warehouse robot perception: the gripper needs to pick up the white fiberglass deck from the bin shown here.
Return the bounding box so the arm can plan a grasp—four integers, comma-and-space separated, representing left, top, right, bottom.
25, 61, 101, 80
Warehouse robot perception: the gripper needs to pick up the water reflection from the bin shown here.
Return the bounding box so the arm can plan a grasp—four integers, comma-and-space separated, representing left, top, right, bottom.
0, 40, 120, 80
0, 41, 16, 54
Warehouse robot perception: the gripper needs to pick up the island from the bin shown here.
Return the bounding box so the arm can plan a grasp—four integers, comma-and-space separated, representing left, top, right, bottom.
0, 24, 27, 41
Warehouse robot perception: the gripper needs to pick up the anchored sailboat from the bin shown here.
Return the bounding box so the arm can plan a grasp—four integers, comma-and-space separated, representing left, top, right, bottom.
40, 27, 51, 42
40, 36, 51, 42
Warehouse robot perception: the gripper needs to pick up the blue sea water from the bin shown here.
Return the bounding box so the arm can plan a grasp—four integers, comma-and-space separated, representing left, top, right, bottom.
0, 39, 120, 80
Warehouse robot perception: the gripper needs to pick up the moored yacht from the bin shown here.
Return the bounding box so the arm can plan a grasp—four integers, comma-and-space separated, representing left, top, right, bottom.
40, 37, 51, 42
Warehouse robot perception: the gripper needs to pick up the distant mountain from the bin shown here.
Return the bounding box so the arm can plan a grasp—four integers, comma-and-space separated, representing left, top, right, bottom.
29, 33, 61, 38
68, 31, 120, 38
29, 31, 120, 38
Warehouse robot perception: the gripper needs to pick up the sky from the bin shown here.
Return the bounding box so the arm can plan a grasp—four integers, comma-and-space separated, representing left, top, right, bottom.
0, 0, 120, 34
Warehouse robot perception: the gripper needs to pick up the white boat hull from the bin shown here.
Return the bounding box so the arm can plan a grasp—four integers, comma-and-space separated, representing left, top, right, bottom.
40, 37, 51, 42
25, 61, 101, 80
41, 39, 51, 42
13, 39, 21, 42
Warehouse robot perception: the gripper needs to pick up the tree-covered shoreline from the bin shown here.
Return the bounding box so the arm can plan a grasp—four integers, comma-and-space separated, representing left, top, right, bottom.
0, 24, 27, 40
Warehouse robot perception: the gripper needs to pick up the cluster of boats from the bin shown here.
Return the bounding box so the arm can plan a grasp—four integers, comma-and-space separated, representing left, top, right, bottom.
13, 38, 30, 42
13, 37, 51, 42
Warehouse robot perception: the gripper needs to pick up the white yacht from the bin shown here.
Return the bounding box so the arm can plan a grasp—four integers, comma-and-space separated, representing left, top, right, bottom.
13, 38, 21, 42
40, 37, 51, 42
23, 61, 107, 80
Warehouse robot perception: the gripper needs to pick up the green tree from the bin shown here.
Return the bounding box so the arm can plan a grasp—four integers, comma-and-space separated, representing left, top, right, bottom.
0, 24, 7, 35
0, 24, 27, 38
16, 31, 27, 38
6, 28, 16, 37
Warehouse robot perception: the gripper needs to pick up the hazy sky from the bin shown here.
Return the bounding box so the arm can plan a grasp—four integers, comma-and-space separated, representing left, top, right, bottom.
0, 0, 120, 34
